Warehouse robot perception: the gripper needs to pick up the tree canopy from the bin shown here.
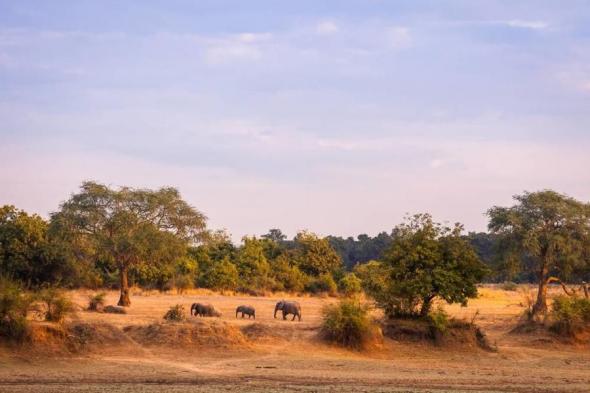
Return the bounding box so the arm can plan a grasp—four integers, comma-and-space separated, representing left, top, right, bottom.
488, 190, 590, 315
50, 181, 207, 306
362, 214, 487, 317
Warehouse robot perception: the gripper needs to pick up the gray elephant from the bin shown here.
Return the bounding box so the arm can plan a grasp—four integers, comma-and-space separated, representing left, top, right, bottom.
191, 303, 221, 317
274, 300, 301, 321
235, 305, 255, 319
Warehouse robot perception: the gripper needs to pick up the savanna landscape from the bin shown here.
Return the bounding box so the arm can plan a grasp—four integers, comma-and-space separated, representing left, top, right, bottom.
2, 2, 590, 393
1, 286, 589, 393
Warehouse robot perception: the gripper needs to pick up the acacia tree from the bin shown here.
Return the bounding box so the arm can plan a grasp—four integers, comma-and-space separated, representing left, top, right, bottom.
50, 181, 207, 306
369, 214, 486, 318
488, 190, 590, 316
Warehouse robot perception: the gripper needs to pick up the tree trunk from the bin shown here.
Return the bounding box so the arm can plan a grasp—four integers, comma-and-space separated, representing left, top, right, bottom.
117, 265, 131, 307
532, 264, 549, 316
419, 296, 434, 317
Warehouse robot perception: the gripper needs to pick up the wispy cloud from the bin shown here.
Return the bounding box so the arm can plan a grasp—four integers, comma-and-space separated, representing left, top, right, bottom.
501, 19, 548, 30
316, 20, 339, 35
386, 27, 412, 49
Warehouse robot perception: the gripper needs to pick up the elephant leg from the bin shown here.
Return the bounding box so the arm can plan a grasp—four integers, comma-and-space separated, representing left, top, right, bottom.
292, 314, 296, 321
283, 311, 287, 320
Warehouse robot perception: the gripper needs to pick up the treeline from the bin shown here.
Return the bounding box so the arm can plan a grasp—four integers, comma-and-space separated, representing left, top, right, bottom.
2, 183, 590, 318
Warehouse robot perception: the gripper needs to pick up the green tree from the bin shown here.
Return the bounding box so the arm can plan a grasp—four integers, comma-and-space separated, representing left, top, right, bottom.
236, 236, 271, 289
269, 254, 307, 292
201, 256, 239, 290
261, 228, 287, 243
488, 190, 590, 316
0, 205, 92, 287
370, 214, 487, 317
0, 205, 49, 285
339, 272, 362, 296
50, 181, 207, 306
293, 231, 343, 276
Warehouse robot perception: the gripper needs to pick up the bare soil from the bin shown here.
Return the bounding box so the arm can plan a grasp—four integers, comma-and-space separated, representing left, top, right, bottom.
1, 286, 589, 392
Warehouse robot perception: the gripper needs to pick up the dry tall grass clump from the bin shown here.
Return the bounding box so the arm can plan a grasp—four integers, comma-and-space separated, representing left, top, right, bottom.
163, 304, 186, 322
87, 292, 106, 311
321, 299, 380, 350
39, 287, 75, 323
0, 278, 35, 342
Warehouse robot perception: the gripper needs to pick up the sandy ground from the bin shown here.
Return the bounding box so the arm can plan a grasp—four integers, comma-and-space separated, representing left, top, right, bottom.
1, 286, 589, 392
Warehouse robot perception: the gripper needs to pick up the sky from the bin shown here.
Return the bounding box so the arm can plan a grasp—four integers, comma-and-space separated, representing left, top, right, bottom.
1, 1, 589, 241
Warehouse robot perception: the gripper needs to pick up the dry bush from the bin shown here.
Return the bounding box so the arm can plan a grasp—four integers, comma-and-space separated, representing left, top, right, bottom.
163, 304, 186, 322
87, 292, 106, 311
0, 278, 35, 342
321, 299, 379, 350
39, 287, 74, 323
519, 287, 537, 322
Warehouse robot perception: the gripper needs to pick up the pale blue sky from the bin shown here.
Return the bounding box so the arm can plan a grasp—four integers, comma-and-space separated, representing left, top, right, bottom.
1, 1, 589, 240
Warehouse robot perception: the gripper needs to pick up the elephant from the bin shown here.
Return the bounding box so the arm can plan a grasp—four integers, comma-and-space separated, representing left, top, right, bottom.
235, 305, 255, 319
274, 300, 301, 321
190, 303, 221, 317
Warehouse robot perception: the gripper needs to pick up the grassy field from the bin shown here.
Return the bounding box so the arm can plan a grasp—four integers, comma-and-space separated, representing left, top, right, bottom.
1, 285, 589, 392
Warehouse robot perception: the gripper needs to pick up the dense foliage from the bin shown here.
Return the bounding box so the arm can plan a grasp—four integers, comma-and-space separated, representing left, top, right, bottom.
549, 296, 590, 336
488, 190, 590, 315
359, 214, 487, 318
2, 184, 590, 307
50, 181, 207, 306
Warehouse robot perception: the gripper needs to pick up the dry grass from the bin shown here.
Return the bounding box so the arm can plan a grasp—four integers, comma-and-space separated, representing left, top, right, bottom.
1, 285, 590, 392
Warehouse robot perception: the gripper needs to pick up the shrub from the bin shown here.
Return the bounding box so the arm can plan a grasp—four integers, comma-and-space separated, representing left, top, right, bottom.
0, 278, 34, 342
338, 273, 362, 297
39, 287, 75, 323
519, 287, 536, 322
428, 307, 449, 335
87, 292, 106, 311
549, 296, 590, 337
306, 273, 338, 295
164, 304, 186, 322
321, 299, 377, 349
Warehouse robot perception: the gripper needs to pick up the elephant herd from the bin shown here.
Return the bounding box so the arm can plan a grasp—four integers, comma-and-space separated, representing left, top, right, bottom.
190, 300, 302, 321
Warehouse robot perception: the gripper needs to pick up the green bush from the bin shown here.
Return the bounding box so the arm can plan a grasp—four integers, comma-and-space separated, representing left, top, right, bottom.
39, 287, 74, 323
0, 278, 34, 342
87, 292, 106, 311
549, 296, 590, 336
306, 273, 338, 295
428, 307, 449, 334
321, 299, 376, 349
338, 273, 362, 297
163, 304, 185, 321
